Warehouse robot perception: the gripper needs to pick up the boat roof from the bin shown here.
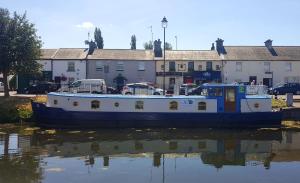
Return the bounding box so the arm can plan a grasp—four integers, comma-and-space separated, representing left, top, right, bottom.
48, 92, 207, 99
202, 83, 240, 87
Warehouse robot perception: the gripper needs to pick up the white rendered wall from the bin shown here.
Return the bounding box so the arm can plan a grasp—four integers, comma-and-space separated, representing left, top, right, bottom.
38, 60, 52, 71
52, 60, 86, 83
223, 61, 300, 85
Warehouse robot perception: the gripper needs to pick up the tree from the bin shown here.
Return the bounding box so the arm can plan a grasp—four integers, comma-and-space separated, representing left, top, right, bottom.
130, 34, 136, 50
0, 8, 42, 97
94, 27, 104, 49
143, 41, 153, 50
165, 42, 172, 50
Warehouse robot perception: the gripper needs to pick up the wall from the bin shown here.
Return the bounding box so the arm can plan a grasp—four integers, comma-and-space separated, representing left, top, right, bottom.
223, 61, 300, 85
38, 60, 52, 71
87, 60, 156, 87
52, 60, 86, 84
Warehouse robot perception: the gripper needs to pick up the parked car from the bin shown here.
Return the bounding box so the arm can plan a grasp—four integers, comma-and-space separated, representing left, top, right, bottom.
0, 82, 4, 92
24, 82, 59, 94
268, 83, 300, 95
122, 83, 163, 95
188, 85, 204, 95
69, 79, 107, 94
179, 83, 197, 95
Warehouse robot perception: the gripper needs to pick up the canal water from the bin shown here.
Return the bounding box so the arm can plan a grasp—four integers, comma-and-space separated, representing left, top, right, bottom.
1, 124, 300, 183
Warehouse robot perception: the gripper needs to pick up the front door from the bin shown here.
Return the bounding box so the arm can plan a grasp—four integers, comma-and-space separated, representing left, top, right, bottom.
224, 87, 236, 112
249, 76, 257, 84
263, 78, 272, 87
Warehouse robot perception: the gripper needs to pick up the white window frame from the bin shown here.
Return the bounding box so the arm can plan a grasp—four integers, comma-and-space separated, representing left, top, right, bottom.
67, 62, 75, 72
236, 62, 242, 72
96, 61, 103, 71
285, 62, 292, 72
116, 61, 124, 71
264, 62, 270, 72
138, 62, 145, 71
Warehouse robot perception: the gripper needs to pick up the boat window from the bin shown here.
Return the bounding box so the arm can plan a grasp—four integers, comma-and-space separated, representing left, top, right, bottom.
208, 87, 223, 97
73, 101, 78, 107
53, 100, 58, 105
254, 103, 259, 108
91, 100, 100, 109
114, 102, 119, 107
169, 101, 178, 110
135, 101, 144, 110
198, 102, 206, 110
135, 142, 143, 150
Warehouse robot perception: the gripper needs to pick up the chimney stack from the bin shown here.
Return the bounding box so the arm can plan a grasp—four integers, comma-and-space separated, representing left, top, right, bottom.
216, 38, 226, 54
264, 39, 273, 49
211, 43, 215, 50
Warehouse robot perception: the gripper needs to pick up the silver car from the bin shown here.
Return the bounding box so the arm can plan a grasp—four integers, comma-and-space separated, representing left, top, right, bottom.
122, 83, 163, 95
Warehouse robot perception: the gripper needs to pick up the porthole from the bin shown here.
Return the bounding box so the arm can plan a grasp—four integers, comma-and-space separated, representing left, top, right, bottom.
254, 103, 259, 108
198, 102, 206, 110
135, 101, 144, 110
73, 101, 78, 107
169, 101, 178, 110
53, 100, 58, 105
114, 102, 119, 107
91, 100, 100, 109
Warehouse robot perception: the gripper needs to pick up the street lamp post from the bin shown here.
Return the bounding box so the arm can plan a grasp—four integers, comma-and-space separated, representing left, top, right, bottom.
161, 16, 168, 95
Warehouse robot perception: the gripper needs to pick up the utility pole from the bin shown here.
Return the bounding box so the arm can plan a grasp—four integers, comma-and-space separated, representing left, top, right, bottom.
148, 25, 153, 45
175, 35, 178, 50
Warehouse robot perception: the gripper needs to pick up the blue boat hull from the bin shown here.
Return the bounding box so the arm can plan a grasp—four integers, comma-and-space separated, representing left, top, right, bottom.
32, 102, 282, 128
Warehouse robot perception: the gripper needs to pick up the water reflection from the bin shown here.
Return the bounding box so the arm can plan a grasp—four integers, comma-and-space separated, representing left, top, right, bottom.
1, 126, 300, 183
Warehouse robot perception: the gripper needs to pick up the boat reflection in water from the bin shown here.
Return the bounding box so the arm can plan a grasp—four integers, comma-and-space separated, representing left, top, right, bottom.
1, 127, 300, 183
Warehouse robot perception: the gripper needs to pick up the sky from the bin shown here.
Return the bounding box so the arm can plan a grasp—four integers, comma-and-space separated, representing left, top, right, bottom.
1, 0, 300, 50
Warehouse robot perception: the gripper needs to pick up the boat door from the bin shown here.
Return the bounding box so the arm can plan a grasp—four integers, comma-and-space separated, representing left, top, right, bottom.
224, 87, 236, 112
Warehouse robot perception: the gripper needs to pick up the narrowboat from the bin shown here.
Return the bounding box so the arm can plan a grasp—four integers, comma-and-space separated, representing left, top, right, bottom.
31, 84, 282, 128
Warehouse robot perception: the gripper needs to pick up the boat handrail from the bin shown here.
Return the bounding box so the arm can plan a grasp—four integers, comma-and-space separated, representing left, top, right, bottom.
246, 85, 268, 95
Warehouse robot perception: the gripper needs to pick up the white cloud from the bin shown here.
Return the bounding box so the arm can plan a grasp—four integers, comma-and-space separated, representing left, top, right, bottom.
76, 22, 94, 29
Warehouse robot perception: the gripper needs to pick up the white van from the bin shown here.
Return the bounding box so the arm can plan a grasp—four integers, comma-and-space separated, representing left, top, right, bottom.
0, 82, 4, 92
69, 79, 107, 94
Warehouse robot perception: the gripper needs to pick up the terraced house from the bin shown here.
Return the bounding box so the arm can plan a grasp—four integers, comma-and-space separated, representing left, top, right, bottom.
15, 38, 300, 93
86, 49, 155, 86
155, 49, 222, 90
217, 39, 300, 87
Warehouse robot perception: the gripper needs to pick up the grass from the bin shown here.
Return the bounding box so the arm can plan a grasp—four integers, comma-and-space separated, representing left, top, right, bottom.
0, 96, 47, 123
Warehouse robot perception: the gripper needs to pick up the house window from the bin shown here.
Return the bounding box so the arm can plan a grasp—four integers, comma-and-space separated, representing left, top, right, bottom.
188, 61, 194, 72
91, 100, 100, 109
67, 62, 75, 72
198, 65, 203, 71
198, 102, 206, 110
236, 62, 242, 72
135, 101, 144, 110
104, 65, 109, 73
264, 62, 270, 72
216, 65, 221, 71
169, 61, 175, 72
206, 61, 212, 71
169, 101, 178, 110
161, 64, 165, 71
116, 61, 124, 71
138, 62, 145, 71
96, 61, 103, 71
73, 101, 78, 107
286, 62, 292, 72
53, 100, 58, 105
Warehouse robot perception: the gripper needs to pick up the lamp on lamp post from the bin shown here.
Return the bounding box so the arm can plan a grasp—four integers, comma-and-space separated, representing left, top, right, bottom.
161, 16, 168, 95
